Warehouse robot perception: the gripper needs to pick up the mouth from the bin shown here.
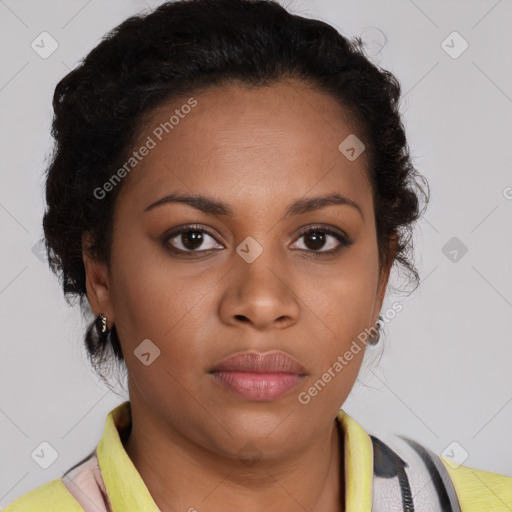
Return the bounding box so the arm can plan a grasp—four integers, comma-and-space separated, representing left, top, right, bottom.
208, 351, 308, 401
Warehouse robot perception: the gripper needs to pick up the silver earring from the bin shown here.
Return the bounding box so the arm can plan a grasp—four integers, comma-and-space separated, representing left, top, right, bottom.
368, 314, 384, 345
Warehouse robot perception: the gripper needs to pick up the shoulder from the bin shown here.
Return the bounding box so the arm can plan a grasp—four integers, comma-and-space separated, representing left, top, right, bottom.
4, 450, 110, 512
369, 431, 512, 512
2, 478, 84, 512
439, 455, 512, 511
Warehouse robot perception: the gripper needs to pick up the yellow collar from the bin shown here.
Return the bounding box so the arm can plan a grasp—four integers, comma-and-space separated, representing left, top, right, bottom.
338, 408, 373, 511
97, 401, 373, 511
96, 401, 160, 511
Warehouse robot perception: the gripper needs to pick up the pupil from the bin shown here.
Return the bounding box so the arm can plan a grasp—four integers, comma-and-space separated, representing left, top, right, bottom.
183, 231, 203, 250
305, 231, 325, 250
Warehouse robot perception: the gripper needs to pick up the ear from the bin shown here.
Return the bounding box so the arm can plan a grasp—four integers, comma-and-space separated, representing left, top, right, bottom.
82, 231, 114, 326
373, 233, 398, 322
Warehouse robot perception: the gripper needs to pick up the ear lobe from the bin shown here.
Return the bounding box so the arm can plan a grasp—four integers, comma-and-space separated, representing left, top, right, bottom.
82, 231, 114, 320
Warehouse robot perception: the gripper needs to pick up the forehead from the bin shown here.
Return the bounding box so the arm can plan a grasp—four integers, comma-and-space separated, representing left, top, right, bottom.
117, 80, 372, 215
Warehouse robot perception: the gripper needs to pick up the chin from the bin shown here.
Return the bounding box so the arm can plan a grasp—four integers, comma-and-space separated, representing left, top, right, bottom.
204, 409, 308, 459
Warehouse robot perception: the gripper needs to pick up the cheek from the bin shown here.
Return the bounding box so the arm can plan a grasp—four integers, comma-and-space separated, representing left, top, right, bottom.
110, 248, 206, 412
298, 291, 369, 414
297, 247, 379, 398
307, 255, 380, 340
109, 233, 214, 370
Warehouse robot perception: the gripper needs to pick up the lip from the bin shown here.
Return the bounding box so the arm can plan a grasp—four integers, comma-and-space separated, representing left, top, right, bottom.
209, 351, 308, 374
208, 351, 308, 401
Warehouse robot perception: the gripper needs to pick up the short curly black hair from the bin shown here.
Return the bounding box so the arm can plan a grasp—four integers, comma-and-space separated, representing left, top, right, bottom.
42, 0, 429, 388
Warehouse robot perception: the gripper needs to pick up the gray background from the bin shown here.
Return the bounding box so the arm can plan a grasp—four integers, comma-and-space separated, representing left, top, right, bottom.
1, 0, 511, 506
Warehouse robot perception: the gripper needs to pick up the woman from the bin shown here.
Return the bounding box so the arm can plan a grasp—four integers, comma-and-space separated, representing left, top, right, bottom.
5, 0, 511, 510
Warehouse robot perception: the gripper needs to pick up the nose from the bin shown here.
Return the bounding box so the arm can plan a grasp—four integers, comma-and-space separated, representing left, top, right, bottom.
218, 252, 300, 331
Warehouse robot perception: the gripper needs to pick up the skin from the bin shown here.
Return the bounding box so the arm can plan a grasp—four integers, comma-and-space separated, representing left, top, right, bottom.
83, 79, 397, 512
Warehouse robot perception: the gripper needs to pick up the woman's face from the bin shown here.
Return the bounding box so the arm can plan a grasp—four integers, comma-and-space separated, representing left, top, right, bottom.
84, 79, 394, 459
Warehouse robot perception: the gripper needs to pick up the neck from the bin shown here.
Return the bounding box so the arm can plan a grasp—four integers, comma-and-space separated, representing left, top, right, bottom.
123, 399, 345, 512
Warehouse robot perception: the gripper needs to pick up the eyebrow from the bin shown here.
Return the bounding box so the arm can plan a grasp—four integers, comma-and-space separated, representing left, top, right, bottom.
144, 192, 364, 221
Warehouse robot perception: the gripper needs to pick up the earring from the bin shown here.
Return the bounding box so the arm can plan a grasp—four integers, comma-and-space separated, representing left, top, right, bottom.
98, 313, 109, 334
368, 314, 384, 345
85, 313, 113, 354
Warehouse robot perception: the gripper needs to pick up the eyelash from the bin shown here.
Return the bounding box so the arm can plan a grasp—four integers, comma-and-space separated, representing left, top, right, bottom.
163, 224, 353, 257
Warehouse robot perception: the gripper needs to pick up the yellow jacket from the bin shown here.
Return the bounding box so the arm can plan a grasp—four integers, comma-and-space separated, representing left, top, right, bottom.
4, 401, 512, 511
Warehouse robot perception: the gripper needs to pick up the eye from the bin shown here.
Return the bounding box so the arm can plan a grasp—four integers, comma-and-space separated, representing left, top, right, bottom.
290, 225, 353, 255
164, 225, 224, 253
162, 224, 353, 256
